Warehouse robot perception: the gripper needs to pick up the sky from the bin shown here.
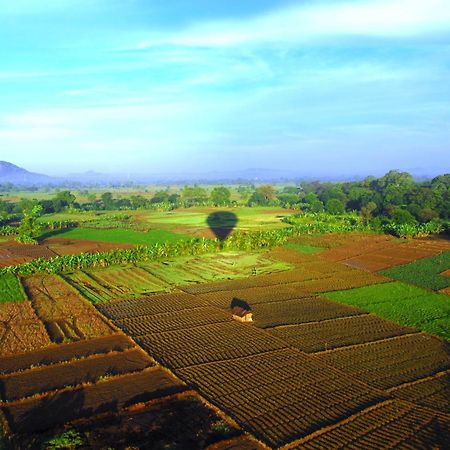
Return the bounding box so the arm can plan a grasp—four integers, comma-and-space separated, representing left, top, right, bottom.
0, 0, 449, 178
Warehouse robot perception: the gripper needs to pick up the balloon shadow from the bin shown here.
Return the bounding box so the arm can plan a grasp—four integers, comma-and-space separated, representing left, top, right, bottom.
207, 211, 238, 241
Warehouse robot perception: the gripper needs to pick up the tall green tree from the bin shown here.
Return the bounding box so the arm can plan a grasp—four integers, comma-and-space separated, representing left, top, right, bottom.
16, 205, 43, 244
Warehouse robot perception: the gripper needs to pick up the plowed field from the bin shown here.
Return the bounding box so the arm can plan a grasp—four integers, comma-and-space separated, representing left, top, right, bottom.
0, 301, 51, 356
316, 333, 450, 390
23, 274, 114, 342
0, 347, 153, 401
292, 399, 450, 449
389, 370, 450, 414
269, 314, 416, 352
138, 321, 287, 369
0, 333, 134, 374
2, 368, 185, 433
178, 349, 387, 447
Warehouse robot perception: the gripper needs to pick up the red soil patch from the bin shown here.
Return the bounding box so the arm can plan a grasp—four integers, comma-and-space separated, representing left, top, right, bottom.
0, 333, 134, 375
42, 237, 134, 256
0, 301, 51, 357
22, 275, 114, 342
441, 269, 450, 277
321, 236, 449, 271
0, 347, 154, 401
0, 241, 57, 267
2, 368, 185, 433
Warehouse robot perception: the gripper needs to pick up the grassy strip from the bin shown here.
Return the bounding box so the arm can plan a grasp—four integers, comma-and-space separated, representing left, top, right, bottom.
0, 274, 27, 303
322, 282, 450, 340
284, 242, 324, 254
41, 228, 192, 245
382, 251, 450, 291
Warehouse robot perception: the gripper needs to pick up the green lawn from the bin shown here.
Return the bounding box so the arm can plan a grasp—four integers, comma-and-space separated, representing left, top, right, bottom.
0, 274, 27, 303
382, 251, 450, 291
323, 281, 450, 340
43, 228, 192, 246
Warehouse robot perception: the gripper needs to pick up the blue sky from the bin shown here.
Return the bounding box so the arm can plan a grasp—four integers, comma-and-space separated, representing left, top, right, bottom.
1, 0, 449, 177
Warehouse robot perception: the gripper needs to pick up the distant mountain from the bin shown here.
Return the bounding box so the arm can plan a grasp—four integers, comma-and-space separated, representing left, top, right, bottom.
0, 161, 53, 185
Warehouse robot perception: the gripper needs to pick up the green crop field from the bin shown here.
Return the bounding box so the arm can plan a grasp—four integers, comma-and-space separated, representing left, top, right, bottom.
283, 242, 324, 254
43, 228, 192, 246
382, 251, 450, 291
66, 252, 292, 303
323, 281, 450, 340
0, 274, 27, 303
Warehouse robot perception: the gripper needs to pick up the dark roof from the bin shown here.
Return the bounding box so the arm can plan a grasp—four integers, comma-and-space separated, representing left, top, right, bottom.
231, 306, 251, 317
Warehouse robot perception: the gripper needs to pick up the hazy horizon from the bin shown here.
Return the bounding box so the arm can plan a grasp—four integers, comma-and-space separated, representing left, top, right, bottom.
1, 0, 449, 176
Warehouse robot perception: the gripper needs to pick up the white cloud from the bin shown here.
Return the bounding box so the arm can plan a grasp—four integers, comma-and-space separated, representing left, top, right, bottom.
137, 0, 450, 49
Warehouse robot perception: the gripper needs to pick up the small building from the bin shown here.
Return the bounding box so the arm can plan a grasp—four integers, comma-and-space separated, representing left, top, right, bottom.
231, 305, 253, 323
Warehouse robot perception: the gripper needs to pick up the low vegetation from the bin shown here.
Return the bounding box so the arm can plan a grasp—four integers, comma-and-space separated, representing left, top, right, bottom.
0, 274, 27, 303
323, 282, 450, 340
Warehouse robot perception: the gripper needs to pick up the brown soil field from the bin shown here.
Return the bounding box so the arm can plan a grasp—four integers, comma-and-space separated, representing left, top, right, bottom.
0, 301, 51, 356
316, 333, 450, 390
2, 368, 185, 433
269, 314, 416, 353
116, 306, 230, 335
137, 321, 287, 369
0, 333, 134, 374
178, 348, 387, 447
14, 392, 242, 450
98, 292, 209, 320
207, 436, 267, 450
290, 399, 450, 449
198, 284, 312, 309
442, 269, 450, 277
22, 274, 114, 342
71, 393, 240, 450
0, 347, 154, 401
42, 237, 134, 256
0, 242, 57, 259
389, 369, 450, 414
266, 247, 318, 266
321, 236, 450, 272
250, 297, 366, 328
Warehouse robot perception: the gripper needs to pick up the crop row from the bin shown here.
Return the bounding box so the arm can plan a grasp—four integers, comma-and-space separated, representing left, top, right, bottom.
0, 333, 134, 375
323, 281, 450, 340
137, 321, 287, 369
23, 275, 114, 342
269, 314, 415, 353
382, 251, 450, 290
116, 306, 230, 335
178, 349, 386, 447
0, 301, 51, 356
249, 297, 365, 329
316, 333, 450, 390
0, 347, 153, 402
1, 368, 185, 433
390, 370, 450, 414
98, 292, 208, 320
295, 400, 450, 449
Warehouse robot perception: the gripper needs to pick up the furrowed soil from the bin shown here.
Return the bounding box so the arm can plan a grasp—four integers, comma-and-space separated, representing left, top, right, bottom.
22, 274, 114, 342
2, 368, 185, 433
0, 347, 154, 401
42, 237, 134, 256
0, 301, 51, 356
0, 333, 134, 374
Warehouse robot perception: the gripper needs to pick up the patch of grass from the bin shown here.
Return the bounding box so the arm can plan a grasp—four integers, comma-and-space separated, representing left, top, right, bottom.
323, 282, 450, 340
41, 228, 192, 246
0, 274, 27, 303
382, 251, 450, 291
284, 242, 324, 254
43, 429, 84, 449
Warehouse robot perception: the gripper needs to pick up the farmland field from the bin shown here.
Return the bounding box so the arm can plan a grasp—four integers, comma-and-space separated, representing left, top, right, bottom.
323, 281, 450, 339
2, 227, 450, 448
0, 274, 27, 303
42, 227, 192, 245
382, 251, 450, 291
